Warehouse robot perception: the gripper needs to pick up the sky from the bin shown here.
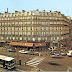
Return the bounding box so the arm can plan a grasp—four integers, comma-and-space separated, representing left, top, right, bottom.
0, 0, 72, 18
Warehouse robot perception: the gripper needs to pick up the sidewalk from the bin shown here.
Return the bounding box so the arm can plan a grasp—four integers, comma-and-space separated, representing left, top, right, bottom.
15, 64, 33, 71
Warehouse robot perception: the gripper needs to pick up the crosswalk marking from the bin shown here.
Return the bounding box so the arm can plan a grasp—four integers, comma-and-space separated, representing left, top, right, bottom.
26, 57, 39, 63
26, 58, 44, 64
26, 61, 42, 67
26, 57, 45, 67
27, 60, 42, 65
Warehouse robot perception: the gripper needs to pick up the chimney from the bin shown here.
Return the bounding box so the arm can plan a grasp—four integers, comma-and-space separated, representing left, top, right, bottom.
5, 12, 7, 13
7, 8, 8, 13
50, 10, 51, 12
15, 10, 18, 13
22, 10, 25, 12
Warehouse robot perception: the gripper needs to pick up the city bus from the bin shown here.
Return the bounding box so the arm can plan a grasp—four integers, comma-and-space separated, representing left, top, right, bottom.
0, 55, 15, 69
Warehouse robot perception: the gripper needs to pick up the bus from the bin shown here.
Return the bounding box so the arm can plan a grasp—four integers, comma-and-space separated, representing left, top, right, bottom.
0, 55, 15, 69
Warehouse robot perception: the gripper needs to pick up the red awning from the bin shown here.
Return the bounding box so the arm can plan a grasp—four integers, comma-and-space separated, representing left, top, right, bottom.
10, 42, 46, 47
10, 42, 33, 47
34, 43, 46, 47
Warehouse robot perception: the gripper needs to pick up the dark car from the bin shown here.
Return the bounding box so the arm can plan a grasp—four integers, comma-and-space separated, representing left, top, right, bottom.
8, 49, 16, 52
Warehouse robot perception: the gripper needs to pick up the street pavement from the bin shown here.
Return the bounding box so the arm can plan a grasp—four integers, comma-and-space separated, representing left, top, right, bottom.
0, 47, 72, 71
26, 57, 45, 67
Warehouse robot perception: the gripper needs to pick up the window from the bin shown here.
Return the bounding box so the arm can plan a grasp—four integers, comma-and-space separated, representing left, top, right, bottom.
61, 27, 62, 30
2, 32, 4, 34
15, 32, 18, 35
57, 27, 58, 30
38, 38, 41, 41
2, 23, 4, 26
46, 22, 48, 25
19, 32, 22, 36
16, 37, 18, 40
51, 37, 53, 40
50, 27, 52, 30
30, 27, 32, 30
5, 32, 7, 35
28, 32, 30, 35
35, 32, 37, 36
12, 27, 14, 30
0, 18, 1, 20
54, 37, 55, 40
12, 32, 14, 35
31, 32, 32, 36
0, 23, 1, 26
42, 27, 44, 30
13, 37, 15, 40
0, 32, 1, 34
35, 27, 38, 30
26, 27, 28, 30
61, 37, 63, 40
25, 17, 27, 19
2, 27, 4, 30
20, 37, 22, 40
8, 32, 10, 35
57, 37, 59, 40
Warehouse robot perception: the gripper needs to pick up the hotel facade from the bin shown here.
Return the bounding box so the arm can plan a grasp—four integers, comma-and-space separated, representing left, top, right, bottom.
0, 9, 70, 47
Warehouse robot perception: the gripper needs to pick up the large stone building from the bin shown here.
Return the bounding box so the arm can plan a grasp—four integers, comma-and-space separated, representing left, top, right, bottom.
0, 9, 70, 47
70, 20, 72, 41
70, 20, 72, 48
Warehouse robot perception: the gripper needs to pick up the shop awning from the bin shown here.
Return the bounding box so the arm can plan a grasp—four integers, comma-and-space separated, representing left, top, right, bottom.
10, 42, 46, 47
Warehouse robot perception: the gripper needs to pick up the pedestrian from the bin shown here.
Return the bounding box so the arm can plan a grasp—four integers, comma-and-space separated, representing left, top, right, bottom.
19, 60, 21, 65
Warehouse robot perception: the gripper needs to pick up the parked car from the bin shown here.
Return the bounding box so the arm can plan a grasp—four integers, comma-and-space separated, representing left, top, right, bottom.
19, 51, 29, 54
19, 50, 25, 53
34, 52, 39, 56
51, 53, 62, 58
19, 50, 35, 55
28, 51, 35, 55
61, 52, 67, 56
67, 50, 72, 56
60, 52, 67, 56
8, 49, 16, 52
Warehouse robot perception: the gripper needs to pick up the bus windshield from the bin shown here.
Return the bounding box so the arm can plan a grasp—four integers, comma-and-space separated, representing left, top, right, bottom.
9, 59, 15, 64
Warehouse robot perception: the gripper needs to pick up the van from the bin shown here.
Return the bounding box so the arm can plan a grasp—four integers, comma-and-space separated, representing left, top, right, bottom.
67, 50, 72, 56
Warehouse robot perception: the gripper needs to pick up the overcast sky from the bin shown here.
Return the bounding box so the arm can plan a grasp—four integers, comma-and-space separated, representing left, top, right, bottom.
0, 0, 72, 18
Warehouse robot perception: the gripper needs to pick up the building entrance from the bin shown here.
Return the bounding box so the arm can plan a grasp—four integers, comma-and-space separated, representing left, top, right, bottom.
46, 42, 50, 48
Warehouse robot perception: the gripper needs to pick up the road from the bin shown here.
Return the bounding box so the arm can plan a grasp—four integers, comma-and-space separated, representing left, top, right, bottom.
26, 57, 45, 67
0, 47, 72, 71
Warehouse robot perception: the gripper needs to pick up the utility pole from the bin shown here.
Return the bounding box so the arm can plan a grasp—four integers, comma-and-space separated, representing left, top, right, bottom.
16, 42, 19, 64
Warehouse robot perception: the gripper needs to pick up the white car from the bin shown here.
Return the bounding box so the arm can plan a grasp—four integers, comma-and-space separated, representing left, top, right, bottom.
67, 50, 72, 56
22, 51, 30, 54
61, 52, 67, 56
19, 50, 25, 53
19, 50, 29, 54
51, 53, 62, 58
19, 50, 35, 55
